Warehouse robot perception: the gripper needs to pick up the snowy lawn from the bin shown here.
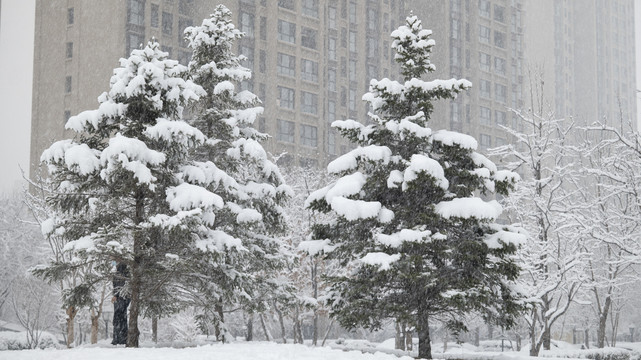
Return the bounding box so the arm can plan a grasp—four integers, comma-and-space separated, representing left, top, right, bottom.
0, 342, 415, 360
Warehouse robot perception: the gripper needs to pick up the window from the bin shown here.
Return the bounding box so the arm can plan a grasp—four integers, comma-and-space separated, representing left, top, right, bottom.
301, 27, 317, 49
128, 0, 145, 26
494, 57, 506, 75
366, 64, 377, 82
259, 50, 266, 73
383, 40, 389, 59
278, 20, 296, 44
328, 128, 337, 155
349, 59, 356, 82
303, 0, 319, 18
151, 4, 159, 27
301, 91, 318, 114
328, 99, 336, 123
479, 25, 490, 44
179, 0, 192, 15
301, 59, 318, 82
479, 0, 490, 17
480, 134, 491, 148
258, 83, 266, 102
479, 79, 491, 99
349, 2, 356, 24
451, 45, 460, 67
240, 45, 254, 69
341, 86, 346, 106
349, 88, 356, 111
239, 12, 254, 38
495, 83, 507, 103
162, 12, 173, 35
258, 117, 266, 133
178, 18, 193, 44
495, 110, 507, 125
65, 76, 72, 93
341, 28, 347, 48
260, 17, 266, 41
66, 42, 73, 59
278, 0, 295, 11
494, 5, 505, 22
328, 6, 337, 29
451, 102, 460, 122
494, 31, 506, 48
328, 37, 337, 60
277, 53, 296, 77
277, 119, 295, 143
367, 8, 378, 31
300, 124, 318, 147
127, 32, 144, 54
340, 57, 346, 77
278, 86, 295, 109
328, 69, 336, 91
349, 31, 356, 52
67, 8, 74, 25
240, 80, 253, 92
451, 19, 459, 40
480, 106, 491, 125
367, 37, 378, 58
479, 52, 491, 72
161, 45, 172, 58
64, 110, 71, 124
495, 137, 506, 146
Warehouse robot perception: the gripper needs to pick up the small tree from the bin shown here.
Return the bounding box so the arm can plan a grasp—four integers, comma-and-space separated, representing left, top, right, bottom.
492, 105, 585, 356
307, 15, 524, 359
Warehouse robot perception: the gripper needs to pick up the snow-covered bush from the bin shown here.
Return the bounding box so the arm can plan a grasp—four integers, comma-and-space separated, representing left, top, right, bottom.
0, 331, 59, 350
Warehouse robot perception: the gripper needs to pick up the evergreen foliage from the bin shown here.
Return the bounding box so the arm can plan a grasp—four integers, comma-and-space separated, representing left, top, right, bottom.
183, 5, 291, 340
307, 15, 524, 359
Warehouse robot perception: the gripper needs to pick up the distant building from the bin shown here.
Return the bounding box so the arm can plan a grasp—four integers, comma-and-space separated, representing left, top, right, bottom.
523, 0, 637, 128
29, 0, 407, 176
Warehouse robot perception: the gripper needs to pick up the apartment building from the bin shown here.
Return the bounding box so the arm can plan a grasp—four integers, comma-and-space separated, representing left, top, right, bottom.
524, 0, 637, 127
29, 0, 407, 176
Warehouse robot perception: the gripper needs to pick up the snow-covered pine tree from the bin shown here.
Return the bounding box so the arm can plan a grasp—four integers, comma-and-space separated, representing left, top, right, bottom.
36, 41, 220, 347
182, 5, 291, 341
307, 15, 524, 359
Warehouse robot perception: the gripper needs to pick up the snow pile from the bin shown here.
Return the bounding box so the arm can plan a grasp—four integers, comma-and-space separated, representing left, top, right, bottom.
0, 342, 415, 360
361, 252, 401, 271
376, 229, 433, 248
403, 154, 448, 190
432, 130, 478, 150
327, 145, 392, 174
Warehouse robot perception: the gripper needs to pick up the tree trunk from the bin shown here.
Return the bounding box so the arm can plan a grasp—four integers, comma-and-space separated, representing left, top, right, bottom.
215, 303, 225, 343
530, 309, 540, 356
543, 326, 551, 350
611, 311, 619, 347
126, 189, 145, 348
152, 316, 158, 343
246, 312, 254, 341
474, 327, 480, 347
66, 305, 77, 348
597, 296, 611, 348
417, 309, 431, 359
321, 319, 334, 346
404, 324, 412, 352
91, 313, 99, 344
274, 302, 286, 344
443, 330, 449, 352
311, 260, 318, 346
395, 321, 404, 350
259, 313, 272, 341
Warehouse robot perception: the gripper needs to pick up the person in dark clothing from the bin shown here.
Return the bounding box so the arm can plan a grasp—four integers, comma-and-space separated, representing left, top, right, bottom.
112, 262, 130, 345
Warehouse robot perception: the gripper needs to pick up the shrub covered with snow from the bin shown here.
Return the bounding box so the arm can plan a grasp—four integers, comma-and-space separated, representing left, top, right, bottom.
0, 331, 59, 351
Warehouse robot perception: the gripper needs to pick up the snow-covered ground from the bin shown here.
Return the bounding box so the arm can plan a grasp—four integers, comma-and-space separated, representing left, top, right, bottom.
0, 342, 415, 360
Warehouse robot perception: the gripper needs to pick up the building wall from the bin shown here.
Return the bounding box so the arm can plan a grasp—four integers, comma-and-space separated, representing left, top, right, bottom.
30, 0, 406, 176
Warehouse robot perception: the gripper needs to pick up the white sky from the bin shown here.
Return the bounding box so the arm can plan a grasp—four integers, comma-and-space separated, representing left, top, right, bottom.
0, 0, 640, 195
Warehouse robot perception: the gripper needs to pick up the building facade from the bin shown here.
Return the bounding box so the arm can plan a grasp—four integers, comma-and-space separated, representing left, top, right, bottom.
30, 0, 407, 176
523, 0, 636, 128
